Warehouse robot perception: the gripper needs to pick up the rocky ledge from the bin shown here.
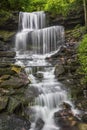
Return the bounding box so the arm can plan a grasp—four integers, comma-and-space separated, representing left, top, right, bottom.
0, 39, 32, 129
46, 41, 87, 125
54, 102, 87, 130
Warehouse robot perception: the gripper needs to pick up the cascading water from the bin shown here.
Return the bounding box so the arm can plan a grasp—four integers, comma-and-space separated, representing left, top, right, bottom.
15, 11, 64, 54
15, 11, 78, 130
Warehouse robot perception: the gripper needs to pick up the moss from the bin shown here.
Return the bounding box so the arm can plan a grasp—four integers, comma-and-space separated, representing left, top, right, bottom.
0, 10, 12, 25
65, 25, 87, 42
0, 30, 15, 41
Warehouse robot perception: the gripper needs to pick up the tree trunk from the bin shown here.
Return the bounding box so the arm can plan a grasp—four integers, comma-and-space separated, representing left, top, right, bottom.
83, 0, 87, 27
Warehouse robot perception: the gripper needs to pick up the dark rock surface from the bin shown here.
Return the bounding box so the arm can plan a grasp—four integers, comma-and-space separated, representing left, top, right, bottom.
0, 114, 31, 130
47, 9, 84, 29
54, 102, 80, 130
35, 118, 45, 130
0, 40, 31, 116
0, 12, 18, 31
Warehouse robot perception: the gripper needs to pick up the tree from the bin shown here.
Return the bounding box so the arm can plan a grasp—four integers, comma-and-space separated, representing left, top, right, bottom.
83, 0, 87, 27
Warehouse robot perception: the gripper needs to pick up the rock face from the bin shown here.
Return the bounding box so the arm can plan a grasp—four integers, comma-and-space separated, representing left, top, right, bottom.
0, 10, 84, 32
0, 40, 31, 116
53, 102, 87, 130
47, 9, 84, 29
0, 114, 31, 130
52, 39, 87, 124
35, 118, 45, 130
0, 12, 18, 31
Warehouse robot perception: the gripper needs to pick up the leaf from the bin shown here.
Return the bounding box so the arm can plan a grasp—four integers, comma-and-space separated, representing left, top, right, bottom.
11, 66, 21, 74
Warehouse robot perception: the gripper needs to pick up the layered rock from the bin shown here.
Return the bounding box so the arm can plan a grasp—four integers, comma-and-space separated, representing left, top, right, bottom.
54, 102, 87, 130
0, 40, 31, 116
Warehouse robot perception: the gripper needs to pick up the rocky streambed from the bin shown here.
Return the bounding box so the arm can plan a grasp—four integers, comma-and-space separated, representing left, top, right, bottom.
0, 39, 31, 130
0, 38, 87, 130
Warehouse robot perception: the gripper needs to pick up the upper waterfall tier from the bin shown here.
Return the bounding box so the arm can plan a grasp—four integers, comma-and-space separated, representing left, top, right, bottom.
18, 11, 46, 30
15, 11, 65, 55
15, 26, 64, 54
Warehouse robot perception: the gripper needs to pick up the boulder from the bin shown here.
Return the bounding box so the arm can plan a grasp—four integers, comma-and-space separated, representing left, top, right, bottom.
54, 102, 79, 130
0, 114, 31, 130
0, 96, 8, 112
35, 118, 45, 130
0, 75, 29, 89
81, 114, 87, 123
78, 123, 87, 130
54, 64, 65, 77
0, 68, 15, 76
7, 97, 21, 114
35, 72, 43, 79
0, 51, 16, 58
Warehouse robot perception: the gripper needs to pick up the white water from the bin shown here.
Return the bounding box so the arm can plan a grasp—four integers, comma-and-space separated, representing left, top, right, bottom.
15, 11, 64, 54
15, 11, 79, 130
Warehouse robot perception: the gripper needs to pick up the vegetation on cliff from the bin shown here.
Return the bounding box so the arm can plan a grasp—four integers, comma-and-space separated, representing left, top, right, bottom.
0, 0, 86, 16
78, 34, 87, 84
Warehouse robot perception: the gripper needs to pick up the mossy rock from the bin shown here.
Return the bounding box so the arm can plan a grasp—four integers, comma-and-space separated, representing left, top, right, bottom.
0, 51, 16, 58
0, 68, 15, 76
7, 97, 21, 114
0, 10, 12, 25
0, 30, 15, 41
78, 123, 87, 130
0, 96, 8, 112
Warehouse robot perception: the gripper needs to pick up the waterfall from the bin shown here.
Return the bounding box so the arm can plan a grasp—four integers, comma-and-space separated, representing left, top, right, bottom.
15, 11, 78, 130
18, 11, 46, 30
15, 11, 64, 54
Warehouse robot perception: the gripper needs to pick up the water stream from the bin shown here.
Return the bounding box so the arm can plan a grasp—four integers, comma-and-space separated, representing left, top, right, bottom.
15, 11, 78, 130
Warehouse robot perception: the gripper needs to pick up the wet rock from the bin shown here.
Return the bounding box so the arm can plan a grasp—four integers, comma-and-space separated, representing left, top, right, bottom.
0, 57, 16, 63
0, 63, 11, 68
26, 86, 39, 97
78, 123, 87, 130
0, 114, 31, 130
0, 67, 15, 76
35, 118, 44, 130
0, 75, 29, 89
0, 75, 10, 80
81, 114, 87, 123
61, 102, 72, 110
7, 97, 21, 113
54, 102, 79, 130
0, 51, 16, 58
0, 96, 8, 111
54, 64, 65, 77
35, 72, 43, 79
0, 36, 4, 41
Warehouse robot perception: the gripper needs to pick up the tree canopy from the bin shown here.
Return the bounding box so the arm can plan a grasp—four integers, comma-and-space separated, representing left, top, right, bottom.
0, 0, 86, 23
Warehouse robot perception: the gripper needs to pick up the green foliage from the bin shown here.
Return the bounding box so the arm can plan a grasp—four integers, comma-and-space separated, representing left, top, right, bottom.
26, 0, 47, 12
0, 10, 12, 25
77, 33, 87, 84
45, 0, 69, 16
44, 0, 82, 16
0, 0, 84, 16
0, 0, 31, 11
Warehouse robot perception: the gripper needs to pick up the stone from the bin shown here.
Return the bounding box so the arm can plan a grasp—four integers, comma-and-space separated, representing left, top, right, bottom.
7, 97, 21, 113
0, 68, 15, 76
0, 75, 10, 80
35, 72, 43, 79
54, 64, 65, 77
0, 114, 31, 130
0, 51, 16, 58
81, 114, 87, 123
61, 102, 72, 110
78, 123, 87, 130
35, 118, 44, 130
0, 75, 29, 89
0, 63, 11, 68
0, 96, 8, 111
54, 105, 79, 130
